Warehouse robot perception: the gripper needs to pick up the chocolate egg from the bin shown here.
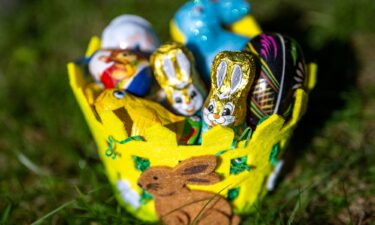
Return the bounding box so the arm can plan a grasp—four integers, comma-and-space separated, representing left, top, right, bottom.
243, 33, 307, 127
89, 49, 152, 97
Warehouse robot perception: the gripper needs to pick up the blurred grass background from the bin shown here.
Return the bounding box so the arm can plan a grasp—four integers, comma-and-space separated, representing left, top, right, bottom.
0, 0, 375, 224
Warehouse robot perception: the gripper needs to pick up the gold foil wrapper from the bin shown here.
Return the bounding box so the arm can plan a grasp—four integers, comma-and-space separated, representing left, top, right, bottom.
151, 43, 193, 89
150, 42, 207, 116
203, 51, 256, 128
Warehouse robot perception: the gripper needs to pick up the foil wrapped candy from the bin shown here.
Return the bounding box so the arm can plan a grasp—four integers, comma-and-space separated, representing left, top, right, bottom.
202, 51, 256, 134
89, 49, 153, 97
87, 14, 161, 97
101, 14, 160, 54
150, 42, 207, 116
243, 33, 307, 127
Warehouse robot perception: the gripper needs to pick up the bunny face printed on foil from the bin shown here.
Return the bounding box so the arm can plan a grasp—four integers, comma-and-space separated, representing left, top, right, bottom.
138, 155, 240, 225
151, 43, 206, 116
203, 51, 256, 129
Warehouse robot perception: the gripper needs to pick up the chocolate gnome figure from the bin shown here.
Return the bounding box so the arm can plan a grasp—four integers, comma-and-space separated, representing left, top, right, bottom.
138, 156, 240, 225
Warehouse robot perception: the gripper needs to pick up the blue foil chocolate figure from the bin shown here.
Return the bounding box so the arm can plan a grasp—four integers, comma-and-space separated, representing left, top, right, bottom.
171, 0, 261, 83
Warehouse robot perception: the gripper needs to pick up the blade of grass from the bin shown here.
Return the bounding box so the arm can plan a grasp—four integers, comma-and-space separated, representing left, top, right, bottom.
31, 185, 108, 225
15, 151, 48, 176
31, 200, 76, 225
190, 184, 232, 225
1, 203, 12, 223
287, 188, 302, 225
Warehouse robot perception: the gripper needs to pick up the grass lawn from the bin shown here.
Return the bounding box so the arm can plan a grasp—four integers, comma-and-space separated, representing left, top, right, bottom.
0, 0, 375, 224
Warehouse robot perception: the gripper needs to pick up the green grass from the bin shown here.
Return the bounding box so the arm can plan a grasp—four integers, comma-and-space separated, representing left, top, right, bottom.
0, 0, 375, 224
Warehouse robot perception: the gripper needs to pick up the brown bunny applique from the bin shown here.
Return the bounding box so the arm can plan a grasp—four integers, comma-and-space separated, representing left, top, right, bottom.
138, 155, 240, 225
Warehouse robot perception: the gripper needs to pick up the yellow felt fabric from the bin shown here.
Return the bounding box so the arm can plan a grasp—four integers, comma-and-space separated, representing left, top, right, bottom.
85, 36, 101, 57
67, 38, 316, 222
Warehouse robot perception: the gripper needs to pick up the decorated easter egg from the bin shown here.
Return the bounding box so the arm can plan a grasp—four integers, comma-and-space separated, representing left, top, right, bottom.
89, 49, 152, 97
101, 15, 160, 54
243, 33, 307, 127
150, 42, 207, 116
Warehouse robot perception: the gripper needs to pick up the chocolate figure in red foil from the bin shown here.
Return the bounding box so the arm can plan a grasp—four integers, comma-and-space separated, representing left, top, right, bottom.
89, 49, 152, 96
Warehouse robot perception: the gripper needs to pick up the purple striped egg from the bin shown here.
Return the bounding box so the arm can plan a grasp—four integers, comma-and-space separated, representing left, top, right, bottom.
243, 33, 307, 127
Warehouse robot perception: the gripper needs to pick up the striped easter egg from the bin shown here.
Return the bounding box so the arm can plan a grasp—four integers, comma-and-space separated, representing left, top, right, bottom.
243, 33, 306, 127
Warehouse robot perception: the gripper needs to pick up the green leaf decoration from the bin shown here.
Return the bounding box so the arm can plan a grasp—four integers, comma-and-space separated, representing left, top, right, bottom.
230, 156, 251, 175
270, 143, 280, 166
133, 156, 150, 172
227, 187, 240, 201
140, 190, 154, 205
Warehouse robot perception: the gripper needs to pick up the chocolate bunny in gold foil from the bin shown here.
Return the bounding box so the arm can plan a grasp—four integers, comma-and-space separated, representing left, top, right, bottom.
151, 42, 207, 116
202, 51, 256, 132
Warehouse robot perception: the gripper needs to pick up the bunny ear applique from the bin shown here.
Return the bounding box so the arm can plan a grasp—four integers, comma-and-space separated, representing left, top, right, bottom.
175, 155, 221, 185
216, 61, 228, 89
176, 51, 191, 82
186, 173, 221, 185
230, 64, 242, 94
176, 155, 218, 176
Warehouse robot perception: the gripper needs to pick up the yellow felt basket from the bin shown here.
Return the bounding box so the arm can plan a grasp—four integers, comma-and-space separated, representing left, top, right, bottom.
67, 37, 317, 222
